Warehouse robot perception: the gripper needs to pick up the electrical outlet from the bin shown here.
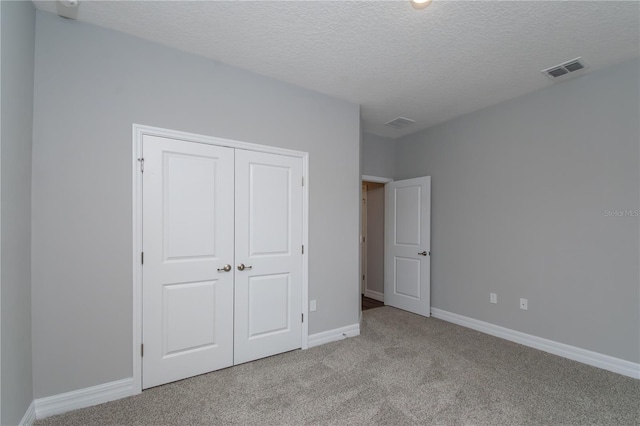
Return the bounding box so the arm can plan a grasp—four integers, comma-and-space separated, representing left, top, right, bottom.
310, 300, 317, 312
520, 298, 528, 310
490, 293, 497, 304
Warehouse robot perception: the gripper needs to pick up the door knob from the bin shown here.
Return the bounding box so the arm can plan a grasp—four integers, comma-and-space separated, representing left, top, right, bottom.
237, 263, 253, 271
217, 264, 232, 272
418, 251, 428, 256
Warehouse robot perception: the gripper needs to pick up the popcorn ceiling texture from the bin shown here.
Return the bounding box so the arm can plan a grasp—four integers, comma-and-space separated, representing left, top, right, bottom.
33, 1, 639, 138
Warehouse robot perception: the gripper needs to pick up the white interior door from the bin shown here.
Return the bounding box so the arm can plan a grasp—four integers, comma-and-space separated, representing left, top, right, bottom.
384, 176, 431, 316
142, 135, 235, 389
233, 150, 303, 365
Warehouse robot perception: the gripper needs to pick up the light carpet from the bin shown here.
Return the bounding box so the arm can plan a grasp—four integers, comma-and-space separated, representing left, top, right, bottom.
36, 307, 640, 425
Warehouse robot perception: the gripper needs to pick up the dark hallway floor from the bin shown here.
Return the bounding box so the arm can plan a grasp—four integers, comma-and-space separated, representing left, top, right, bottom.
361, 295, 384, 311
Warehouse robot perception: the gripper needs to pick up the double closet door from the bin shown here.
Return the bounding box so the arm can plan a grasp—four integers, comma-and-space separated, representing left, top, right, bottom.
142, 135, 303, 389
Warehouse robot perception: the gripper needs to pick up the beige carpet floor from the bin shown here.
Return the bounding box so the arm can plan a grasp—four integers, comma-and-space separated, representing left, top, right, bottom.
36, 306, 640, 425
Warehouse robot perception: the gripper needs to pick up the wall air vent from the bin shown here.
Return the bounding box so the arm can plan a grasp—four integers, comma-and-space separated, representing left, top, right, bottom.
542, 57, 589, 79
384, 117, 416, 129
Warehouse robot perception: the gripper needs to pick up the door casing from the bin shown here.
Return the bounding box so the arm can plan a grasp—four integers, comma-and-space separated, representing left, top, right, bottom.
360, 175, 392, 307
132, 124, 310, 394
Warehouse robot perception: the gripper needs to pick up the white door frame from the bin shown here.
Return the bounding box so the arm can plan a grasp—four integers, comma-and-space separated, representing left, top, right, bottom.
132, 124, 310, 394
362, 175, 392, 185
360, 175, 392, 305
361, 183, 367, 295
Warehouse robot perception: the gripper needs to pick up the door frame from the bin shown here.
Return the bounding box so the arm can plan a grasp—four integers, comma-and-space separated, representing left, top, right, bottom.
360, 175, 392, 307
361, 183, 367, 295
132, 124, 310, 394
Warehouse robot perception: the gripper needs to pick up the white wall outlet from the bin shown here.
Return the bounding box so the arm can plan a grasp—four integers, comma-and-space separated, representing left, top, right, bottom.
310, 300, 317, 312
520, 298, 528, 310
490, 293, 497, 304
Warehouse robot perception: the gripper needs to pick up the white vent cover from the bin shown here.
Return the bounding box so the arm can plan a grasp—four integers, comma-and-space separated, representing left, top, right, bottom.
384, 117, 416, 129
542, 57, 589, 79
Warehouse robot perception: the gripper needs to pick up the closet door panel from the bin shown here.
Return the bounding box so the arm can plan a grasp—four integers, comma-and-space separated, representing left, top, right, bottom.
234, 150, 303, 364
142, 136, 235, 389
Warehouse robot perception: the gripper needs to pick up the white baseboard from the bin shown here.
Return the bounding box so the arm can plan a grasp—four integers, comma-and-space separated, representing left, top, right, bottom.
431, 308, 640, 379
19, 401, 36, 426
35, 378, 134, 419
364, 289, 384, 302
308, 323, 360, 348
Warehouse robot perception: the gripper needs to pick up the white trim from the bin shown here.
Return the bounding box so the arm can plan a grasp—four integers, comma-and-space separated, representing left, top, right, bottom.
361, 184, 367, 295
431, 308, 640, 379
132, 124, 310, 393
360, 176, 389, 308
364, 289, 384, 302
308, 323, 360, 348
361, 174, 392, 183
301, 153, 309, 349
19, 401, 36, 426
132, 125, 142, 395
34, 378, 134, 420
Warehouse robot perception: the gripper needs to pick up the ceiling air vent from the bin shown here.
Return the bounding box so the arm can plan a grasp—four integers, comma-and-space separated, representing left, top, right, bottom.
542, 57, 589, 79
385, 117, 416, 129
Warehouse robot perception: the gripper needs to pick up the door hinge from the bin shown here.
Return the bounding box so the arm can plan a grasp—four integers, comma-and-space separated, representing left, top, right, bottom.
141, 252, 144, 265
301, 313, 304, 323
138, 158, 144, 172
302, 245, 304, 254
141, 344, 144, 357
363, 275, 365, 280
301, 177, 304, 186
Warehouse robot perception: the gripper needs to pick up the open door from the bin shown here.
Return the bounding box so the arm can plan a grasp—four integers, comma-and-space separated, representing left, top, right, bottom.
384, 176, 431, 316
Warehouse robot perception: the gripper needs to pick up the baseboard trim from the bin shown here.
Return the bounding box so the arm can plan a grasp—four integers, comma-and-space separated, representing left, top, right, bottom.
35, 378, 134, 419
430, 308, 640, 379
308, 323, 360, 348
364, 289, 384, 302
19, 401, 36, 426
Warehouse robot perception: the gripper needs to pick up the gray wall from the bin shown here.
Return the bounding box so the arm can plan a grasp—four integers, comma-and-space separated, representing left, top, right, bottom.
1, 1, 35, 424
362, 133, 395, 178
32, 11, 360, 398
361, 133, 394, 296
365, 185, 384, 295
395, 59, 640, 363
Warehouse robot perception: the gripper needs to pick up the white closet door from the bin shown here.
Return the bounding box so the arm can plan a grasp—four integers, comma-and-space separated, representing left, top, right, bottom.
384, 176, 431, 317
233, 150, 303, 364
142, 135, 235, 389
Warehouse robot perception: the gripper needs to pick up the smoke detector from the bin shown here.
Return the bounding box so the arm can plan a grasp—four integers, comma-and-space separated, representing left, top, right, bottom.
56, 0, 80, 19
384, 117, 416, 129
542, 57, 589, 79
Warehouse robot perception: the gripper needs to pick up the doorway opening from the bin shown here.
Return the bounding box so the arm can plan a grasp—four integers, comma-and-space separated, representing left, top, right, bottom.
361, 175, 391, 311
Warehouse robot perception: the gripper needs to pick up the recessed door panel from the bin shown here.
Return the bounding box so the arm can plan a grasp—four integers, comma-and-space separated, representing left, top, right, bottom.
385, 177, 431, 317
248, 164, 290, 256
395, 186, 421, 246
163, 153, 218, 260
248, 274, 290, 338
163, 281, 217, 356
394, 257, 420, 299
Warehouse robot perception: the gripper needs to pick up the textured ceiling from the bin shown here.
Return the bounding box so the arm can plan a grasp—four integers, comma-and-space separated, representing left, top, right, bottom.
33, 1, 640, 139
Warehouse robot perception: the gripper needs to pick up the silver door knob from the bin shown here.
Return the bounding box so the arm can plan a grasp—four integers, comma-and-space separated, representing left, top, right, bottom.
237, 263, 253, 271
217, 264, 232, 272
418, 251, 428, 256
